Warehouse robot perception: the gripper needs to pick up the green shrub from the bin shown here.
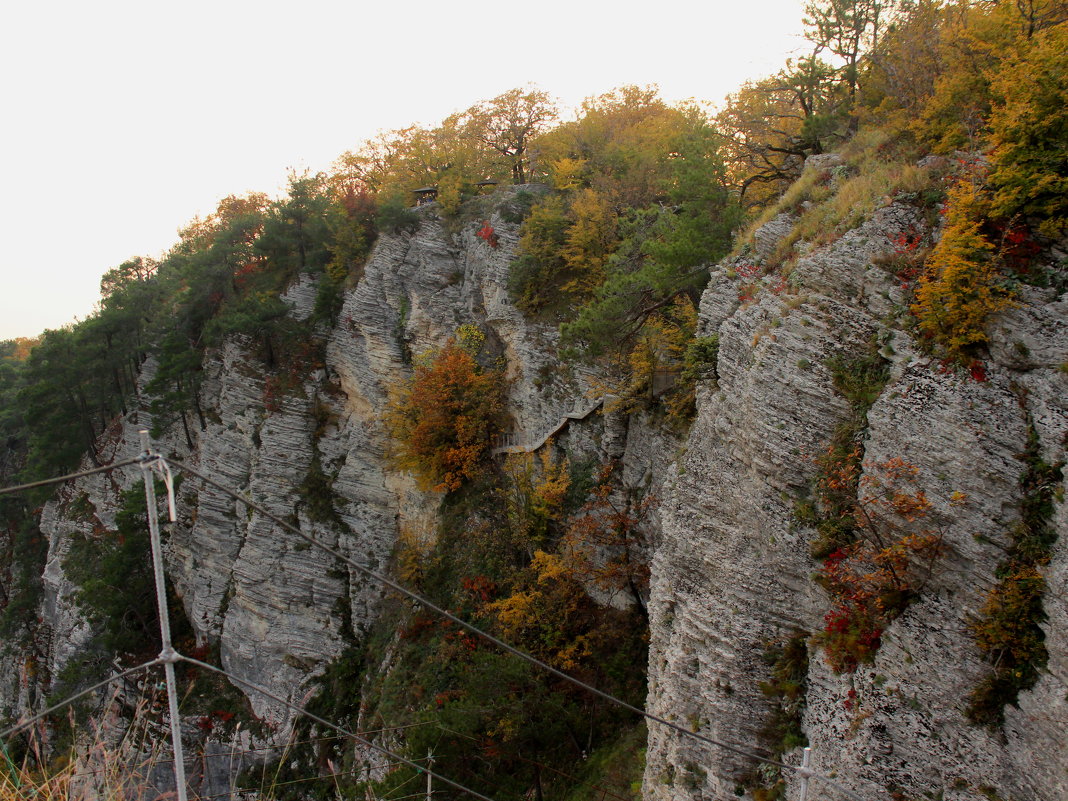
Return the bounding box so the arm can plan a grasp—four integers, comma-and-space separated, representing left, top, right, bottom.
499, 189, 539, 224
680, 335, 720, 384
377, 193, 420, 234
508, 195, 570, 311
967, 421, 1063, 727
63, 486, 160, 658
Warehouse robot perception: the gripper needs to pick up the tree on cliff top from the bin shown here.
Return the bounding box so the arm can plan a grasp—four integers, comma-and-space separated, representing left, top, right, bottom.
461, 87, 558, 184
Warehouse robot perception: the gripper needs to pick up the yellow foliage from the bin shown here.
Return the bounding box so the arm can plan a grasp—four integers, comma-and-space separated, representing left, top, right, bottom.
489, 589, 536, 634
531, 549, 568, 584
911, 3, 1024, 152
533, 85, 705, 208
455, 323, 486, 355
485, 549, 592, 670
715, 73, 818, 210
395, 523, 433, 585
912, 180, 1014, 359
561, 188, 618, 298
549, 157, 588, 190
859, 0, 954, 128
435, 171, 465, 216
987, 22, 1068, 235
325, 258, 349, 283
627, 296, 696, 413
501, 447, 570, 553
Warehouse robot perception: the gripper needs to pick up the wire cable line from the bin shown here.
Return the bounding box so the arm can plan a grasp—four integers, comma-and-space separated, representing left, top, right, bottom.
0, 658, 162, 740
178, 655, 497, 801
169, 457, 861, 801
0, 455, 858, 800
190, 758, 428, 801
64, 723, 440, 781
0, 456, 145, 497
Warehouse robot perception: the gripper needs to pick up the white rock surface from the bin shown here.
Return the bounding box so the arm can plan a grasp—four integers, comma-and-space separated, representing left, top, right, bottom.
644, 206, 1067, 801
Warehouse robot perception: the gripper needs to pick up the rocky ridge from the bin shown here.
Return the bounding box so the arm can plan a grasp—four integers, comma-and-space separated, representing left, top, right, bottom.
4, 181, 1065, 801
11, 186, 623, 745
644, 203, 1067, 800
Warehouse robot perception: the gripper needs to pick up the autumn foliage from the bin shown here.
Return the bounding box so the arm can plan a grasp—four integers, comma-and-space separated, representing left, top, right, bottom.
500, 448, 571, 554
967, 423, 1063, 727
486, 459, 654, 667
384, 339, 506, 492
911, 179, 1015, 360
814, 458, 951, 673
560, 461, 654, 614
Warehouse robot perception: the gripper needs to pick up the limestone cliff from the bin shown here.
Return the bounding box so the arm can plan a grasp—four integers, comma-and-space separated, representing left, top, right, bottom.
644, 198, 1067, 799
13, 185, 615, 739
6, 174, 1066, 801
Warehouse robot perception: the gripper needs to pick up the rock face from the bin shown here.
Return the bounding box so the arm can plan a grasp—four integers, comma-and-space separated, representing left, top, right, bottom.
644, 208, 1068, 800
17, 187, 612, 738
8, 183, 1066, 801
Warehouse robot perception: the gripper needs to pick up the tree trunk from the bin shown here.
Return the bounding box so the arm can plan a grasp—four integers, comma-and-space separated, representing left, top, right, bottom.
179, 409, 194, 450
533, 762, 543, 801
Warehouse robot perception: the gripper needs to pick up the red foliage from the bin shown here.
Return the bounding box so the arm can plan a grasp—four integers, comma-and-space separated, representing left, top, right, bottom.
888, 230, 927, 287
816, 459, 945, 673
195, 710, 236, 734
998, 223, 1042, 275
892, 231, 924, 254
263, 375, 283, 412
936, 358, 988, 382
434, 689, 464, 707
476, 220, 499, 248
401, 613, 438, 640
843, 688, 858, 712
462, 574, 497, 605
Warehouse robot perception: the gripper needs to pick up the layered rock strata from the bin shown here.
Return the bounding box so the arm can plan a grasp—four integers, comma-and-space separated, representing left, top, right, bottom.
644, 207, 1067, 800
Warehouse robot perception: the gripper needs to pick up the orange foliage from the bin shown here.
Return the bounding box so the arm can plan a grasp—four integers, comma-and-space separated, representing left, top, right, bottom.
560, 462, 654, 613
815, 458, 953, 673
384, 340, 506, 492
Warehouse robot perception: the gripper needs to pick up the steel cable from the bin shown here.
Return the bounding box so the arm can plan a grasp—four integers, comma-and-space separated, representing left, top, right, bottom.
178, 655, 497, 801
0, 456, 144, 497
169, 457, 862, 801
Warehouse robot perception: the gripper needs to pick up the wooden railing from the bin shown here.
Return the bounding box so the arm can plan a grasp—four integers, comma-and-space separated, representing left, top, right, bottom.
491, 397, 604, 456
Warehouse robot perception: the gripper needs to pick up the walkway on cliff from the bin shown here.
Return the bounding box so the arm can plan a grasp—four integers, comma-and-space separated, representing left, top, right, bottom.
491, 396, 605, 455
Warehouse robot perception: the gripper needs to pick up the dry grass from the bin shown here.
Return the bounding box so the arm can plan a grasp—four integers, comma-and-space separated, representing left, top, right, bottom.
1, 684, 178, 801
0, 731, 160, 801
732, 126, 937, 266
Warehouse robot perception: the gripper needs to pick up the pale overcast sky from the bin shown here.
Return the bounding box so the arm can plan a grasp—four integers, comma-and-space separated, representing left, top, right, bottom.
0, 0, 808, 340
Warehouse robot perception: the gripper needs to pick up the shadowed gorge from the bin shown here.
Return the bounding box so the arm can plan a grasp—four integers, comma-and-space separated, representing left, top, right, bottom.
2, 3, 1067, 799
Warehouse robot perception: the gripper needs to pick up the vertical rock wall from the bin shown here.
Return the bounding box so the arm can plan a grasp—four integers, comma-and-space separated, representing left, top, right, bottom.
17, 187, 609, 736
644, 207, 1067, 800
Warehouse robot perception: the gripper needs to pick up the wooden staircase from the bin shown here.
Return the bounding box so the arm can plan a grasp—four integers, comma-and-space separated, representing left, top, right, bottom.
491, 397, 605, 455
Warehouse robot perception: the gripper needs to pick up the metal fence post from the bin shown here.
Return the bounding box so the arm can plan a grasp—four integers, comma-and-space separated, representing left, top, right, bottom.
139, 430, 188, 801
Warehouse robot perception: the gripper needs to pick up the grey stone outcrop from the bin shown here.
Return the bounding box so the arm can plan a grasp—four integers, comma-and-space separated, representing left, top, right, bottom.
644, 206, 1067, 801
7, 183, 1065, 801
